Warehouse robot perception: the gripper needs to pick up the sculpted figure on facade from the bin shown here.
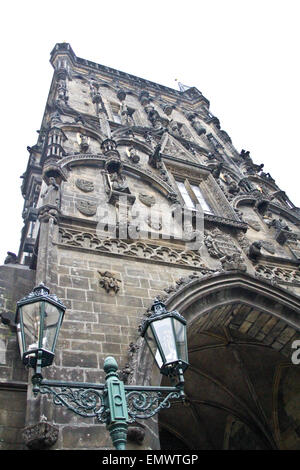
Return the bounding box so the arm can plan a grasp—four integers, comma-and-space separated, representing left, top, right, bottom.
128, 147, 140, 164
248, 241, 262, 261
190, 114, 206, 136
223, 173, 240, 195
120, 102, 134, 126
78, 133, 90, 153
148, 144, 162, 169
220, 252, 247, 272
41, 177, 60, 208
109, 169, 130, 193
4, 252, 18, 264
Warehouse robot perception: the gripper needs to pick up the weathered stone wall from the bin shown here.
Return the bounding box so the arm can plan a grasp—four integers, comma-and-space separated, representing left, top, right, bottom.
0, 264, 35, 449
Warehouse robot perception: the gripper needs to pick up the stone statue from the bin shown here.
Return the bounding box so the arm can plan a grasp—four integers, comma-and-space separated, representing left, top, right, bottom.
223, 173, 240, 194
248, 241, 262, 261
79, 133, 89, 153
41, 177, 60, 208
148, 144, 162, 169
191, 115, 206, 136
4, 252, 18, 264
240, 149, 251, 160
128, 147, 140, 164
109, 169, 129, 193
120, 102, 134, 126
270, 218, 290, 231
211, 163, 223, 179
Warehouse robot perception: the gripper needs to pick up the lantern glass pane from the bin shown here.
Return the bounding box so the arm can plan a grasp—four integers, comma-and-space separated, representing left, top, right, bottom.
173, 318, 188, 363
145, 325, 163, 369
22, 303, 40, 352
42, 303, 61, 352
152, 317, 178, 364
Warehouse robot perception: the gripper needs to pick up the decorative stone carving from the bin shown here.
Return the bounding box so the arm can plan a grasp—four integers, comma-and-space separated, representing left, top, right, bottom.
110, 170, 129, 193
120, 101, 134, 126
138, 193, 156, 207
22, 422, 59, 450
56, 78, 68, 105
38, 206, 59, 224
267, 217, 295, 245
211, 163, 223, 179
243, 217, 261, 232
161, 270, 215, 304
75, 178, 94, 193
76, 200, 97, 216
145, 215, 162, 231
77, 132, 90, 153
248, 241, 262, 261
0, 310, 16, 330
119, 363, 132, 384
222, 173, 240, 195
4, 252, 18, 264
144, 131, 158, 149
106, 168, 136, 208
255, 264, 300, 286
148, 144, 162, 169
128, 147, 140, 164
41, 177, 61, 208
59, 227, 209, 269
117, 89, 126, 101
98, 271, 120, 294
127, 423, 146, 445
220, 253, 247, 272
188, 114, 206, 135
204, 228, 242, 260
119, 342, 140, 385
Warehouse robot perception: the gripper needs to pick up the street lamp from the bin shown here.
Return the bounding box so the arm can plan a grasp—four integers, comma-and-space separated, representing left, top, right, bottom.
140, 298, 188, 384
16, 286, 189, 450
15, 283, 66, 368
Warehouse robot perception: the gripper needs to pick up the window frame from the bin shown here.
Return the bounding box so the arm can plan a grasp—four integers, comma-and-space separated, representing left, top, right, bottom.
175, 177, 213, 214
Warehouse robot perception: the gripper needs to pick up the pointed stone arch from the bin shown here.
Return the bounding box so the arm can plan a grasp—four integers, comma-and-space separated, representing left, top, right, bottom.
134, 272, 300, 450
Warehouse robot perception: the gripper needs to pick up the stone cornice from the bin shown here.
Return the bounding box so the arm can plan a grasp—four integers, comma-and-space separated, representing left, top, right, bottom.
50, 43, 210, 107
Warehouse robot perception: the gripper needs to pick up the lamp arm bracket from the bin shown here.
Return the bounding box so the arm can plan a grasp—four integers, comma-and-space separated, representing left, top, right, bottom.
33, 378, 184, 423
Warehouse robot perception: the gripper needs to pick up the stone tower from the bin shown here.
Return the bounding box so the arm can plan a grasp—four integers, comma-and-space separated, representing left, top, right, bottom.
1, 43, 300, 450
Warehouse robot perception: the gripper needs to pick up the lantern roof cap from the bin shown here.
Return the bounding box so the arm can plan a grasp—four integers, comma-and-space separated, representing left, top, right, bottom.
140, 298, 186, 336
16, 283, 66, 310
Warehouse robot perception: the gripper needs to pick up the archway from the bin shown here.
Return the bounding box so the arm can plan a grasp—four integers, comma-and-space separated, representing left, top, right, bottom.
136, 272, 300, 450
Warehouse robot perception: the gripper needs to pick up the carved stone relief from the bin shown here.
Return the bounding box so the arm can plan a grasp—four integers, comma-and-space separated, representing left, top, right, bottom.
22, 422, 59, 450
77, 132, 90, 153
138, 193, 156, 207
75, 178, 94, 193
204, 228, 247, 270
255, 264, 300, 286
76, 200, 97, 216
59, 227, 209, 269
98, 271, 121, 294
145, 215, 162, 231
204, 228, 242, 259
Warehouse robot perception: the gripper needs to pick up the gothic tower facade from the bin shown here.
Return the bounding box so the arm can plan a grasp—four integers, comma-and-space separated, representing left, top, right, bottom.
1, 43, 300, 450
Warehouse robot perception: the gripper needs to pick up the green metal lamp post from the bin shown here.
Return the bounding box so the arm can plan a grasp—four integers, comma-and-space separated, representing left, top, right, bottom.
16, 285, 189, 450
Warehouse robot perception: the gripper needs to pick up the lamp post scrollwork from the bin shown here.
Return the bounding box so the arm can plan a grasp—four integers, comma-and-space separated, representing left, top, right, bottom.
15, 286, 189, 450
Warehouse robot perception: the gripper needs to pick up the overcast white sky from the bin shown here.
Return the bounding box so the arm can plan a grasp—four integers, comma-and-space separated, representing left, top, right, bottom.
0, 0, 299, 264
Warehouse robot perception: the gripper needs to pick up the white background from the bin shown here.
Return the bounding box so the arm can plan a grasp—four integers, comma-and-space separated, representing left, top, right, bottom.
0, 0, 299, 264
